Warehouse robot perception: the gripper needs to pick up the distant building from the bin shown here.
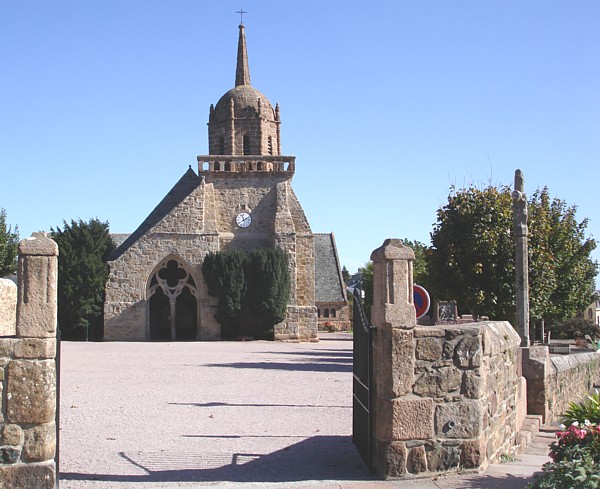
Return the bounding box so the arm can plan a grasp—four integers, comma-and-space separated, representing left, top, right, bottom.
584, 292, 600, 326
314, 233, 349, 330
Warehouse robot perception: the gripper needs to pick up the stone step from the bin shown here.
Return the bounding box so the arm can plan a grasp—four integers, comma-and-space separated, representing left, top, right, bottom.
517, 415, 545, 452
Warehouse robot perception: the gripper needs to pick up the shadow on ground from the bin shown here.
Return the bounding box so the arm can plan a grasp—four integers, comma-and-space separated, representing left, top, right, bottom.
60, 435, 372, 484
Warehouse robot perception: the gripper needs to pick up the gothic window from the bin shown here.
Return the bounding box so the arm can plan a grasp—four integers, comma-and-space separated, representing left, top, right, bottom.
331, 308, 336, 318
214, 162, 221, 171
324, 309, 330, 318
225, 161, 232, 171
243, 134, 251, 155
148, 258, 198, 341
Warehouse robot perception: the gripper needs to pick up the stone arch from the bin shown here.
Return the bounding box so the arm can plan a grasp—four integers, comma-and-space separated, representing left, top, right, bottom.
146, 255, 200, 341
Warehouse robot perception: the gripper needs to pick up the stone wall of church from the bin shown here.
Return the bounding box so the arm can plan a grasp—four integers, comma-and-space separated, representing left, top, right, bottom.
105, 169, 317, 341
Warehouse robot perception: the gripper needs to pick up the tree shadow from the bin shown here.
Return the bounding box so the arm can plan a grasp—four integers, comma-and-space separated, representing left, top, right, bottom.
60, 435, 372, 484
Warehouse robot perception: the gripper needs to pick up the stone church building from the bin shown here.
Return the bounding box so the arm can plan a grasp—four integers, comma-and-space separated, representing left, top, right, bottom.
104, 24, 346, 342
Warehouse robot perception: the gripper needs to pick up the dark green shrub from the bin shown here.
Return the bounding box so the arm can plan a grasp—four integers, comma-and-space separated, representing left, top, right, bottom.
550, 318, 600, 341
202, 247, 290, 340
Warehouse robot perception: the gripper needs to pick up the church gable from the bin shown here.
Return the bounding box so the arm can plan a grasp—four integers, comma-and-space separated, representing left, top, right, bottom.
111, 168, 200, 260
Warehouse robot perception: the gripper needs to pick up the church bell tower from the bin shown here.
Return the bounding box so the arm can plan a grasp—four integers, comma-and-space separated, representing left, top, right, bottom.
197, 23, 317, 341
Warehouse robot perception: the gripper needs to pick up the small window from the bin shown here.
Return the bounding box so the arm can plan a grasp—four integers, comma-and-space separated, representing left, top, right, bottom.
214, 162, 221, 171
243, 134, 251, 155
268, 136, 273, 155
324, 309, 330, 318
331, 309, 336, 318
317, 308, 321, 318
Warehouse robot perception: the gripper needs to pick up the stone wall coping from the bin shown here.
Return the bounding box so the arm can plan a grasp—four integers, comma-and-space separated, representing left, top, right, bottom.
413, 321, 520, 356
550, 350, 600, 373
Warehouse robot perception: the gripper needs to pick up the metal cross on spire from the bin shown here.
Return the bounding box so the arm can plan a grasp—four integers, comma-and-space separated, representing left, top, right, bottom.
236, 9, 247, 25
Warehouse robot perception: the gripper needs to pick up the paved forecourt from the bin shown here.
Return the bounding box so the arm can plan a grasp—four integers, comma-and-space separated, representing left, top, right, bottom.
58, 332, 551, 489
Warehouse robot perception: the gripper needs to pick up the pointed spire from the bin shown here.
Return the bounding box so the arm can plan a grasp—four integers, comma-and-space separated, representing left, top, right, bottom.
235, 24, 251, 87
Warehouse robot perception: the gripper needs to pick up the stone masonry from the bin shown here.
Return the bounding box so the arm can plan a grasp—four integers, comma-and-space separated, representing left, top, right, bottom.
104, 25, 317, 342
369, 238, 525, 479
0, 279, 16, 337
0, 233, 58, 488
523, 346, 600, 423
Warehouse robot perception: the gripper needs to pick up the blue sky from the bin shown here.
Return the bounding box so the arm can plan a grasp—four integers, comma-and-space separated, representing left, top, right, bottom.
1, 1, 599, 282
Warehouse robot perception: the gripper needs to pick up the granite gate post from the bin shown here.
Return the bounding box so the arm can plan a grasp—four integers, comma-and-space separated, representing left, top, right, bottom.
0, 233, 58, 488
370, 239, 420, 477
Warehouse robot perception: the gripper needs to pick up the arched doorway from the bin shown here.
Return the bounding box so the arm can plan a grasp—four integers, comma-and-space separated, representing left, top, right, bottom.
147, 257, 199, 341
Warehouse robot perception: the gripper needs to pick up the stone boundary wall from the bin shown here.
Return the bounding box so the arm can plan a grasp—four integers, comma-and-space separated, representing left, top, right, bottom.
0, 234, 58, 488
369, 239, 526, 479
523, 346, 600, 423
0, 278, 17, 337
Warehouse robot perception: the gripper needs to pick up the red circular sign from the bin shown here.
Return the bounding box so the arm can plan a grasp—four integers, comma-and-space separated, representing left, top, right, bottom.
413, 284, 430, 319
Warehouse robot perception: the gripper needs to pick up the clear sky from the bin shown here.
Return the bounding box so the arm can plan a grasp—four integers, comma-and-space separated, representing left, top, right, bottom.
2, 1, 599, 283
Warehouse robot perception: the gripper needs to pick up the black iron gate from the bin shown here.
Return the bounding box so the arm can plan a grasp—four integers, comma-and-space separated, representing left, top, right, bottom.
352, 287, 374, 472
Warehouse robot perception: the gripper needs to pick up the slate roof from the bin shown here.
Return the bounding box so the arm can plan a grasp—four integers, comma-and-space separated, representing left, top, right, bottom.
314, 233, 347, 303
109, 167, 200, 260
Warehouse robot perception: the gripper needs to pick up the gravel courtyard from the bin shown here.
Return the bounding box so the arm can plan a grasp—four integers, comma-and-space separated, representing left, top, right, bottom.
58, 333, 369, 488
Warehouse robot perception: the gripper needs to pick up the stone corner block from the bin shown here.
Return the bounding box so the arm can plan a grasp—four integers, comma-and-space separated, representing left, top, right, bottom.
13, 338, 56, 359
23, 422, 56, 462
392, 398, 434, 440
435, 400, 483, 439
7, 360, 56, 424
0, 462, 56, 489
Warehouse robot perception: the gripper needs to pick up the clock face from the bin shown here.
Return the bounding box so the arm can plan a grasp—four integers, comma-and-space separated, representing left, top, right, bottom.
235, 212, 252, 228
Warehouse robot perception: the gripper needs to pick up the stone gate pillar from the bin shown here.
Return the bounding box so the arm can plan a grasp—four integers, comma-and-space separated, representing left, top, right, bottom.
0, 233, 58, 488
370, 239, 426, 477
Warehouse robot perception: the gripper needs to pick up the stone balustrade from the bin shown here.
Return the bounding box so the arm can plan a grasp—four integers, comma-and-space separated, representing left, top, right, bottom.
197, 155, 295, 174
0, 233, 58, 488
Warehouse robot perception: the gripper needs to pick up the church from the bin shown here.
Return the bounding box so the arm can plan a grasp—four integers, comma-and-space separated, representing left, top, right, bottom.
104, 23, 347, 341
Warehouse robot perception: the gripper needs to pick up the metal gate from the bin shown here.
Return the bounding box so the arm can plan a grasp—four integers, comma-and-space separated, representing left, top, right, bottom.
352, 287, 374, 472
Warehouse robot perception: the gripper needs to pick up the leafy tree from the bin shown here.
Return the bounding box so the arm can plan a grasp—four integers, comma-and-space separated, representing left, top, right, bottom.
428, 184, 598, 325
528, 188, 598, 325
0, 208, 19, 277
358, 261, 374, 321
402, 239, 430, 287
428, 185, 515, 320
51, 219, 115, 340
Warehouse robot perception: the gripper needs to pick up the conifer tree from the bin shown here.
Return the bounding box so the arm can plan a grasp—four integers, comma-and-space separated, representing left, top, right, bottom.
0, 208, 19, 278
51, 219, 115, 340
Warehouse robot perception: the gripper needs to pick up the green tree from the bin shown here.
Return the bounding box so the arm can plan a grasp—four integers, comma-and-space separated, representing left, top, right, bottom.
402, 238, 430, 287
428, 184, 598, 325
202, 250, 247, 338
0, 208, 19, 277
428, 185, 516, 320
528, 188, 598, 325
342, 265, 351, 283
51, 219, 115, 340
202, 247, 290, 339
247, 247, 290, 338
